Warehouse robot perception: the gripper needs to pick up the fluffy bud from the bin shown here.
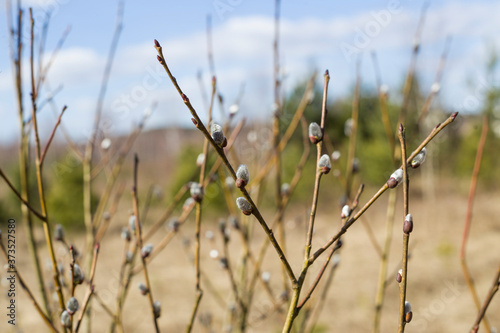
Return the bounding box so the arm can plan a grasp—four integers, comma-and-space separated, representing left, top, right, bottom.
228, 216, 240, 230
236, 164, 250, 188
281, 183, 290, 196
219, 257, 228, 269
431, 82, 440, 94
125, 251, 133, 263
396, 269, 403, 283
72, 264, 84, 285
261, 271, 271, 283
101, 138, 111, 150
404, 301, 413, 323
236, 197, 252, 215
318, 154, 331, 174
229, 104, 239, 116
341, 205, 350, 218
411, 147, 427, 169
183, 197, 195, 211
210, 122, 226, 147
387, 169, 403, 188
196, 153, 205, 167
66, 297, 79, 315
190, 182, 203, 203
129, 215, 137, 232
54, 224, 65, 242
379, 84, 389, 96
225, 177, 235, 189
167, 218, 180, 232
403, 214, 413, 234
121, 227, 131, 242
219, 219, 229, 242
308, 122, 323, 144
205, 230, 214, 241
138, 283, 149, 295
344, 118, 353, 136
331, 150, 341, 162
332, 254, 341, 267
61, 310, 71, 327
141, 244, 153, 259
209, 249, 219, 258
153, 301, 161, 318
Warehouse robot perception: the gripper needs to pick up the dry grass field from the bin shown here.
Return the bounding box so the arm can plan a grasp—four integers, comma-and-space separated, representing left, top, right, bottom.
2, 177, 498, 332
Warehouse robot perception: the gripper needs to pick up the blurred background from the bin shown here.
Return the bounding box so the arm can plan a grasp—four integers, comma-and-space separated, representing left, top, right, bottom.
0, 0, 499, 332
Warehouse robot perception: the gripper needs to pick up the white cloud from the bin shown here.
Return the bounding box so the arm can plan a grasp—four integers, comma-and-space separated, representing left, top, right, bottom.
1, 1, 499, 143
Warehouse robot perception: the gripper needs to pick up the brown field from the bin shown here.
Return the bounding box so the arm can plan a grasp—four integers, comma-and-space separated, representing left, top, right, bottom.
1, 176, 498, 332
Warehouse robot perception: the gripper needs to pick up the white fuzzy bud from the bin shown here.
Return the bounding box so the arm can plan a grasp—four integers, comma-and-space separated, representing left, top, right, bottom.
66, 297, 79, 315
196, 153, 205, 167
387, 169, 403, 188
183, 197, 195, 211
141, 244, 153, 258
229, 104, 239, 115
153, 301, 161, 318
138, 282, 149, 295
308, 122, 323, 144
72, 264, 84, 285
431, 82, 440, 94
61, 310, 71, 327
341, 205, 350, 218
331, 150, 341, 162
404, 301, 413, 323
190, 182, 203, 203
236, 164, 250, 188
411, 147, 427, 169
318, 154, 331, 174
121, 227, 131, 241
129, 215, 137, 232
101, 138, 111, 150
210, 122, 226, 147
236, 197, 252, 215
54, 224, 65, 241
281, 183, 290, 196
209, 249, 219, 259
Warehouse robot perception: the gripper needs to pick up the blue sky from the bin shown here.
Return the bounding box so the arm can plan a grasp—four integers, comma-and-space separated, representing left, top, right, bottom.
0, 0, 499, 143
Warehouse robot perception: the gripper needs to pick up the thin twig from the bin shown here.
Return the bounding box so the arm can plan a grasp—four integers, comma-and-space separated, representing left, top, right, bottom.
310, 112, 458, 264
132, 155, 160, 332
0, 168, 46, 220
29, 8, 66, 316
0, 237, 59, 332
460, 114, 491, 332
397, 124, 410, 333
470, 265, 500, 333
281, 70, 330, 333
155, 40, 296, 285
41, 105, 67, 165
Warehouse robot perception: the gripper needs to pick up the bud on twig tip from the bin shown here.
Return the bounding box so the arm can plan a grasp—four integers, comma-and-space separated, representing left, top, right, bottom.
154, 39, 160, 48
